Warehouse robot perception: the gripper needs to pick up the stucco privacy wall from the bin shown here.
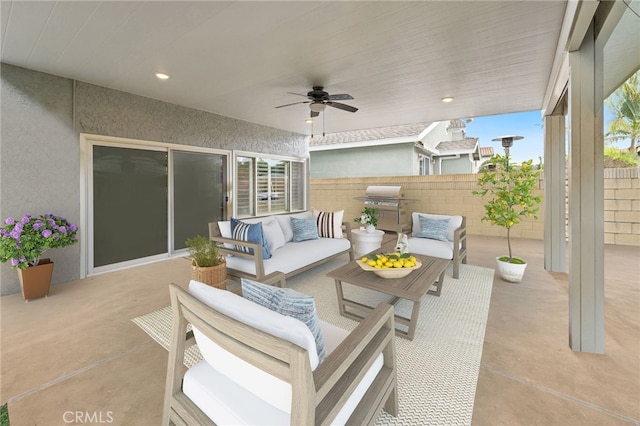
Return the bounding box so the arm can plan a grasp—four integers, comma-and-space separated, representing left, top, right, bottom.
310, 171, 640, 246
1, 63, 306, 295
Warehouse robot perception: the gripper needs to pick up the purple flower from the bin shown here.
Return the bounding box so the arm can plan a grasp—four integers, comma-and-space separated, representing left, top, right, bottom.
70, 224, 78, 232
10, 258, 19, 266
10, 229, 21, 239
14, 223, 23, 232
48, 219, 56, 227
42, 229, 53, 238
20, 214, 31, 224
58, 226, 67, 233
5, 217, 15, 225
33, 221, 44, 231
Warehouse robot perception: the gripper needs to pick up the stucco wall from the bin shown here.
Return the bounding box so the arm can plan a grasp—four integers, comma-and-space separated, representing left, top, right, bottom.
309, 143, 416, 178
1, 63, 306, 295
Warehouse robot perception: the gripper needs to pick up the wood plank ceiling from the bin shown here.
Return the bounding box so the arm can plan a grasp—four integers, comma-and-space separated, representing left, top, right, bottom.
1, 1, 569, 135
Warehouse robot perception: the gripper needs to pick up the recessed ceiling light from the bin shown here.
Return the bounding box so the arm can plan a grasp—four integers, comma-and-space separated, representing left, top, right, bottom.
441, 97, 454, 103
155, 73, 170, 80
305, 118, 313, 124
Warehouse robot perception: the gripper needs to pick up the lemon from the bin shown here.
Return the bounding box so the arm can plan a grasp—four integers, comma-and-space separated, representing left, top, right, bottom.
385, 261, 393, 268
361, 256, 368, 263
367, 260, 377, 267
393, 261, 402, 268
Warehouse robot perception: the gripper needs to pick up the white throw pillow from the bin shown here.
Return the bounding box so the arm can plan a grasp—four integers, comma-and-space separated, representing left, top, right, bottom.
261, 217, 286, 252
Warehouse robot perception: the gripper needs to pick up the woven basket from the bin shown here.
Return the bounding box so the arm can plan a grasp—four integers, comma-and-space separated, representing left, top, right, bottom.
191, 257, 227, 290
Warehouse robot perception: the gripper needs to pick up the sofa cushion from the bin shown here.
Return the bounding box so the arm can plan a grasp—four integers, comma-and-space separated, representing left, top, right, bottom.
291, 217, 319, 242
412, 212, 463, 242
313, 208, 344, 239
407, 236, 454, 260
187, 280, 319, 413
231, 218, 271, 259
225, 237, 351, 277
415, 216, 450, 241
275, 211, 313, 242
241, 278, 327, 362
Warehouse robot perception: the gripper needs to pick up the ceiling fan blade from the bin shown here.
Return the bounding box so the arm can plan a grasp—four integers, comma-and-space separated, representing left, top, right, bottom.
275, 101, 310, 109
310, 110, 320, 118
286, 92, 311, 98
328, 94, 354, 101
326, 101, 358, 113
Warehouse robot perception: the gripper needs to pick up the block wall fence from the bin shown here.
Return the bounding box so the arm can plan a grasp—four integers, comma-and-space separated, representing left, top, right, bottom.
310, 168, 640, 247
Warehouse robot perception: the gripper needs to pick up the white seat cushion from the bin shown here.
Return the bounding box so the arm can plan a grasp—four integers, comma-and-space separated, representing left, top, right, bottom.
188, 280, 319, 413
183, 318, 384, 425
225, 237, 351, 276
407, 236, 454, 260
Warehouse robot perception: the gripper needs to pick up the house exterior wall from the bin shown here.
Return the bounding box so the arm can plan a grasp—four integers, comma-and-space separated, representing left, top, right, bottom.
309, 143, 416, 178
438, 155, 474, 174
1, 63, 306, 295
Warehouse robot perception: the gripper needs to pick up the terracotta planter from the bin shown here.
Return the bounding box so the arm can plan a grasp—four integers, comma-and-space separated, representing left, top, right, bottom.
191, 258, 227, 290
496, 257, 527, 283
17, 258, 54, 301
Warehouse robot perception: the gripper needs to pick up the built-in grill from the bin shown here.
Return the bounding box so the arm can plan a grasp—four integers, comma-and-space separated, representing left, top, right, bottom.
356, 186, 415, 232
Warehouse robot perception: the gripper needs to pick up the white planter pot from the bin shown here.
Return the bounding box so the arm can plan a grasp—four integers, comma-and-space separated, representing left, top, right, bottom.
496, 257, 527, 283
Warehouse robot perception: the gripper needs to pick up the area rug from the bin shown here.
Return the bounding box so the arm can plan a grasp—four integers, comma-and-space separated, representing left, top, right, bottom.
133, 262, 494, 426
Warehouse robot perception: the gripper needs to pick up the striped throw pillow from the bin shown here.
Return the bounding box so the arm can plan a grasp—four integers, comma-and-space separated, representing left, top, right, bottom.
231, 218, 271, 259
313, 209, 344, 239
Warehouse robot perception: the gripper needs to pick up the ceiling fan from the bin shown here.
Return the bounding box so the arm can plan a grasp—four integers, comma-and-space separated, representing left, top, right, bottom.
275, 86, 358, 117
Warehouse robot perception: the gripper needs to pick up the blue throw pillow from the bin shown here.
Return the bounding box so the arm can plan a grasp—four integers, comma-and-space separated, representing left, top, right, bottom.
231, 218, 271, 259
416, 216, 450, 241
290, 217, 319, 242
241, 278, 327, 363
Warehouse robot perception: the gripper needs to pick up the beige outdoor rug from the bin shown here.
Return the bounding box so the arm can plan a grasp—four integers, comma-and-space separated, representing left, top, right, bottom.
133, 261, 494, 425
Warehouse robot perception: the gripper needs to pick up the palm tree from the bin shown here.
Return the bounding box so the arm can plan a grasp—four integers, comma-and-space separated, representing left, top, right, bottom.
606, 71, 640, 152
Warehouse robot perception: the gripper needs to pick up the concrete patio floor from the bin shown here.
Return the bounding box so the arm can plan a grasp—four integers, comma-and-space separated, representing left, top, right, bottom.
1, 235, 638, 425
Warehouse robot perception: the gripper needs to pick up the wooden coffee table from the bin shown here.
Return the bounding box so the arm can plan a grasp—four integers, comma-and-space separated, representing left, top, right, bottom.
326, 254, 450, 340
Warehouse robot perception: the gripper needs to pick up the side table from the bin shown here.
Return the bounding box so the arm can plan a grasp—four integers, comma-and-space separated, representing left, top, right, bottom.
351, 228, 385, 257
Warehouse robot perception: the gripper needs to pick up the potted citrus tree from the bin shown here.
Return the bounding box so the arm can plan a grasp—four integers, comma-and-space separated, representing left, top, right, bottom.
0, 213, 79, 300
472, 154, 542, 282
186, 235, 226, 289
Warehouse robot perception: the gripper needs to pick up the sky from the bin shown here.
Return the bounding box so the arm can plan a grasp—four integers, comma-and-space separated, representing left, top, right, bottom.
465, 106, 628, 165
464, 110, 545, 165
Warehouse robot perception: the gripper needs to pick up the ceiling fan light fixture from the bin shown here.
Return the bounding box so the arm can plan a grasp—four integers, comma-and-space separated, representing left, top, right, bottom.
441, 96, 454, 103
309, 102, 326, 112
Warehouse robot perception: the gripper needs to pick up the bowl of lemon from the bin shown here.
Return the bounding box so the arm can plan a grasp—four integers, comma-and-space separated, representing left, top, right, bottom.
357, 252, 421, 279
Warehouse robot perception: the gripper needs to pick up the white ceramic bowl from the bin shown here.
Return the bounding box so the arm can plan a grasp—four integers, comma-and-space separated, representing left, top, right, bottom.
357, 259, 422, 279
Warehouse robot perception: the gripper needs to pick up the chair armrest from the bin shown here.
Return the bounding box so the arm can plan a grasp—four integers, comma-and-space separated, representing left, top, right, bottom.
258, 271, 287, 288
209, 235, 265, 278
452, 216, 467, 252
341, 222, 355, 261
314, 303, 395, 402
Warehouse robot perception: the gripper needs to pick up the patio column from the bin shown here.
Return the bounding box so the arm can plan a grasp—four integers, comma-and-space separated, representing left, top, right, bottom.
544, 114, 566, 272
567, 22, 604, 354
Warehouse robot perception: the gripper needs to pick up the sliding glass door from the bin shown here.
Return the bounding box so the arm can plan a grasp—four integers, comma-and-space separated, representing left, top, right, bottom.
88, 139, 227, 274
93, 146, 168, 267
172, 151, 225, 250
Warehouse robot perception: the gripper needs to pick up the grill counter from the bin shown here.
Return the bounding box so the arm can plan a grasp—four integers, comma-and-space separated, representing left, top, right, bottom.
356, 186, 415, 232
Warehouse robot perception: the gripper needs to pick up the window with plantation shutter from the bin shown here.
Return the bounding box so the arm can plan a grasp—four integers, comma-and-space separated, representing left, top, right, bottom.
235, 154, 306, 218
